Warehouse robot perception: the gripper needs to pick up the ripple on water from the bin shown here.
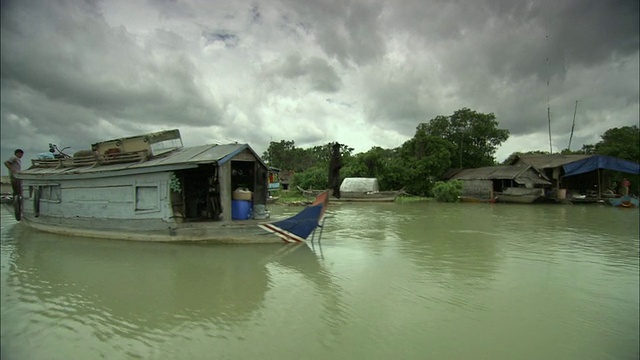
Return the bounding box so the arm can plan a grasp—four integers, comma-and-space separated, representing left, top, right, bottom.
0, 203, 638, 360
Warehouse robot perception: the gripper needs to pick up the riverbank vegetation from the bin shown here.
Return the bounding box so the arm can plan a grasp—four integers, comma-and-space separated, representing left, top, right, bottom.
263, 108, 639, 197
432, 180, 463, 202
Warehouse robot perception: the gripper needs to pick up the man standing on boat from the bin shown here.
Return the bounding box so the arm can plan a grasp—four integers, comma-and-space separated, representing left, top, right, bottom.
621, 178, 631, 196
329, 142, 342, 199
4, 149, 24, 196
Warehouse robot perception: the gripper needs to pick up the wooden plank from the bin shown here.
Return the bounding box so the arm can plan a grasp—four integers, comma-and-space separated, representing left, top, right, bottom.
100, 150, 149, 164
31, 159, 62, 168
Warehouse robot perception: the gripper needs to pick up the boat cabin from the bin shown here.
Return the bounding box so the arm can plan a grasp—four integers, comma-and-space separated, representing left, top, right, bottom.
18, 129, 270, 227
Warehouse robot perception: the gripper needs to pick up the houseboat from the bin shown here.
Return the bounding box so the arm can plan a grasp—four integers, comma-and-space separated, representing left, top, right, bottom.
11, 129, 329, 243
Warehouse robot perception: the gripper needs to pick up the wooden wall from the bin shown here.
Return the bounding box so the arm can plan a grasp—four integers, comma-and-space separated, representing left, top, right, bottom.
21, 172, 173, 221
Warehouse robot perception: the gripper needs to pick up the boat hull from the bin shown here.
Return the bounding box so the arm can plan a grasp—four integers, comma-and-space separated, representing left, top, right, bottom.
332, 192, 400, 202
494, 194, 542, 204
9, 191, 330, 244
19, 216, 288, 243
495, 188, 544, 204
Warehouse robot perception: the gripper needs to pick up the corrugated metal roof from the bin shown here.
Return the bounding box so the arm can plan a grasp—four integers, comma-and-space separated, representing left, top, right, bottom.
451, 166, 529, 180
134, 144, 246, 167
20, 143, 256, 176
511, 154, 593, 169
450, 165, 551, 185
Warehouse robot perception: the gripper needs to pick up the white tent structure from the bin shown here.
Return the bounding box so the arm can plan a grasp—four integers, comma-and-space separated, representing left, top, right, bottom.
339, 178, 379, 193
335, 178, 400, 202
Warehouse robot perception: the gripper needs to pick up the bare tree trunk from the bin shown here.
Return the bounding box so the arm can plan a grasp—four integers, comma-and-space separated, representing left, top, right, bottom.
328, 142, 342, 199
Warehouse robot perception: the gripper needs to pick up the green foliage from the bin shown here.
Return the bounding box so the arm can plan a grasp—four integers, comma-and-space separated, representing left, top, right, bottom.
595, 125, 639, 162
307, 143, 354, 169
169, 172, 182, 193
431, 180, 463, 202
341, 147, 400, 190
291, 166, 328, 190
397, 133, 453, 195
506, 126, 639, 164
417, 108, 509, 168
270, 190, 307, 202
580, 144, 596, 154
262, 140, 300, 171
263, 140, 354, 172
260, 108, 514, 196
590, 125, 640, 195
395, 195, 431, 203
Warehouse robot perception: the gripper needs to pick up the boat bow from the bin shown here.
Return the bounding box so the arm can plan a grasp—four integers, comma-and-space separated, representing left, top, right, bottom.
259, 191, 329, 243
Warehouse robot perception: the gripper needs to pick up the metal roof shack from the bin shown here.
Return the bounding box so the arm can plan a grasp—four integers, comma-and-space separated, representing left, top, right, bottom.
510, 154, 640, 200
449, 165, 551, 186
447, 165, 551, 202
509, 154, 593, 169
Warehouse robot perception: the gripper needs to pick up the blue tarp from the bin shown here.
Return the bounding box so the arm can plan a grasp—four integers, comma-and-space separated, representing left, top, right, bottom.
563, 155, 640, 177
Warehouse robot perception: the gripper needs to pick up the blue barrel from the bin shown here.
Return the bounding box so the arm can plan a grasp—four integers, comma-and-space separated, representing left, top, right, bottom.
231, 200, 252, 220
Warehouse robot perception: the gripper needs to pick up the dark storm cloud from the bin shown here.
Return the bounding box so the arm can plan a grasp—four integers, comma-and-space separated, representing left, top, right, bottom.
355, 0, 639, 147
202, 31, 240, 47
0, 0, 637, 168
280, 0, 386, 66
389, 0, 638, 79
263, 54, 342, 93
250, 3, 262, 24
1, 0, 223, 130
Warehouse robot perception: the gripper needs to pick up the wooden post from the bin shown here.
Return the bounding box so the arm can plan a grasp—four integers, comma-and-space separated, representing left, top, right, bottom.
554, 167, 560, 199
219, 162, 232, 221
597, 168, 601, 199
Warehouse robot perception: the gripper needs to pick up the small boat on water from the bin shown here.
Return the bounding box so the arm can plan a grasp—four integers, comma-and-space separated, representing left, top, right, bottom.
334, 191, 402, 202
10, 129, 330, 243
608, 196, 639, 208
337, 177, 402, 202
299, 178, 402, 203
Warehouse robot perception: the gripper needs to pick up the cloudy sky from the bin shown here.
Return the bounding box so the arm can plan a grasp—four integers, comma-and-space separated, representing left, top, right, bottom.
1, 0, 638, 175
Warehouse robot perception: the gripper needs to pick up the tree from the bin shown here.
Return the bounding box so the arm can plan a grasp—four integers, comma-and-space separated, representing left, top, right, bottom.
263, 140, 355, 173
594, 125, 639, 162
340, 146, 399, 190
398, 132, 453, 195
580, 144, 596, 155
417, 108, 509, 168
304, 143, 354, 169
262, 140, 300, 171
292, 166, 328, 190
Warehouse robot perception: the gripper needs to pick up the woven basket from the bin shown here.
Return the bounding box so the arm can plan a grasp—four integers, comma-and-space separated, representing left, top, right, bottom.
233, 189, 252, 201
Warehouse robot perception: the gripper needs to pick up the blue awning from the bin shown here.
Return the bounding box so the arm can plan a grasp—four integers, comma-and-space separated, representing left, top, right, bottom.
563, 155, 640, 177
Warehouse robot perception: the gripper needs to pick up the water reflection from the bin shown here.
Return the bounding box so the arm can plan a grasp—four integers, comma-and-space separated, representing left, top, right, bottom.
4, 223, 341, 336
329, 202, 502, 285
1, 203, 638, 360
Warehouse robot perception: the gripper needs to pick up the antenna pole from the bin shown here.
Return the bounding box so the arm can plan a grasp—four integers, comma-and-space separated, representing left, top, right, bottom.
547, 105, 552, 154
568, 100, 579, 150
546, 34, 553, 154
